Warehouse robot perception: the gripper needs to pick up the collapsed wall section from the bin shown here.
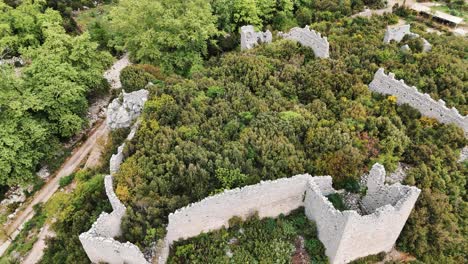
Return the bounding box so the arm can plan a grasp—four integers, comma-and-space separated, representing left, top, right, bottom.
279, 26, 330, 58
383, 25, 413, 43
369, 68, 468, 137
240, 25, 272, 50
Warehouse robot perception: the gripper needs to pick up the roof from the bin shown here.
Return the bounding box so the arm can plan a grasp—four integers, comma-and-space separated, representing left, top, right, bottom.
410, 3, 464, 25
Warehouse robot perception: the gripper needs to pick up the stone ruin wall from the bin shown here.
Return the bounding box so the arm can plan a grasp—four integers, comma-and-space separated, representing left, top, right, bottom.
304, 164, 421, 264
154, 164, 420, 264
240, 25, 272, 50
383, 25, 431, 52
79, 175, 149, 264
369, 68, 468, 137
166, 174, 310, 242
279, 26, 330, 58
79, 90, 150, 264
82, 157, 420, 264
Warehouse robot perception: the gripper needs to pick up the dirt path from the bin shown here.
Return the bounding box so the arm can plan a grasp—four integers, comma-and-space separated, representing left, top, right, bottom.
0, 120, 108, 256
22, 224, 54, 264
1, 54, 130, 262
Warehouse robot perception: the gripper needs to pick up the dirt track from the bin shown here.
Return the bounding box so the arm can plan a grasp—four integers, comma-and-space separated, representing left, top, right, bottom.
0, 120, 108, 256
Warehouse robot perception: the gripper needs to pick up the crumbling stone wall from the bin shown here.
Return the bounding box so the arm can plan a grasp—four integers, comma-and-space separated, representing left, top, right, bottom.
305, 164, 420, 264
80, 115, 149, 264
106, 89, 149, 129
383, 25, 431, 52
279, 26, 330, 58
240, 25, 272, 50
157, 164, 419, 264
165, 175, 310, 243
369, 68, 468, 137
79, 175, 149, 264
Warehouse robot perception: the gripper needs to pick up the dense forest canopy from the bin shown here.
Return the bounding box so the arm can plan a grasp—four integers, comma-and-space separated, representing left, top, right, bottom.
0, 0, 112, 186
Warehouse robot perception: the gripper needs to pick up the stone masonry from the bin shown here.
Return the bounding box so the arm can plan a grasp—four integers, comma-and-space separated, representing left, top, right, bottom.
369, 68, 468, 137
80, 92, 149, 264
106, 89, 149, 130
279, 26, 330, 58
383, 24, 431, 52
82, 159, 420, 264
79, 175, 148, 264
240, 25, 272, 50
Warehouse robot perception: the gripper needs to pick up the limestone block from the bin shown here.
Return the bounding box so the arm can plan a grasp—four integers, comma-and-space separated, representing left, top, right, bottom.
240, 25, 272, 50
106, 89, 149, 130
400, 44, 411, 52
279, 26, 330, 58
422, 38, 432, 52
384, 25, 411, 43
109, 143, 125, 174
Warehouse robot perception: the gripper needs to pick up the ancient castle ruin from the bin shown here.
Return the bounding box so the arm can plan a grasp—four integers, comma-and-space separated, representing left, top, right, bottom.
81, 150, 420, 264
80, 89, 150, 264
369, 68, 468, 137
383, 25, 431, 52
240, 25, 272, 50
240, 25, 330, 58
279, 25, 330, 58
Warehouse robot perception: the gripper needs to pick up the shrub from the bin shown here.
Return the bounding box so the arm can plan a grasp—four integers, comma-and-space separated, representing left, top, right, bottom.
59, 173, 75, 188
120, 64, 164, 92
326, 193, 347, 211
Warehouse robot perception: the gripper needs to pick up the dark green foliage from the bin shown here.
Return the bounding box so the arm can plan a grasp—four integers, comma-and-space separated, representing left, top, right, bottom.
326, 193, 347, 211
349, 252, 386, 263
168, 208, 327, 263
0, 1, 112, 186
59, 173, 75, 188
120, 64, 164, 92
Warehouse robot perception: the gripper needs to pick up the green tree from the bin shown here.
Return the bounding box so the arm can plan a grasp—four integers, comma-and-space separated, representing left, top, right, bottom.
109, 0, 218, 75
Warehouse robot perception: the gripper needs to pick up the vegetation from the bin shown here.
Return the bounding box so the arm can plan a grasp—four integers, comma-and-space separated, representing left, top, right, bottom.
0, 0, 112, 186
39, 172, 111, 264
120, 64, 165, 92
0, 203, 46, 264
1, 0, 466, 263
326, 193, 347, 211
169, 208, 328, 263
112, 13, 467, 263
108, 0, 219, 75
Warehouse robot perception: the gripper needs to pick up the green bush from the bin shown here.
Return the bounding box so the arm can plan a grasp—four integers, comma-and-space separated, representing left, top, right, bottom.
169, 208, 328, 263
326, 193, 347, 211
120, 64, 164, 92
59, 173, 75, 188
